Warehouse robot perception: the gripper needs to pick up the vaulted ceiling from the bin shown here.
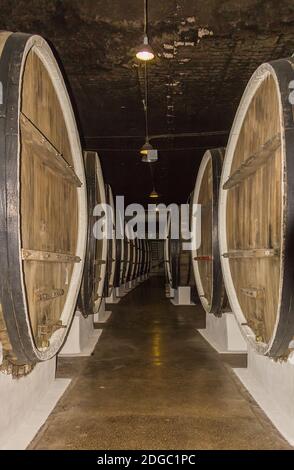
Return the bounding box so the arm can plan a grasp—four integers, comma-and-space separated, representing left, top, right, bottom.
1, 0, 294, 205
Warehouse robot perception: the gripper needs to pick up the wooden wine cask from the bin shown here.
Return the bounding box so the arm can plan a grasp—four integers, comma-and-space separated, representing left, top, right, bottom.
135, 239, 142, 279
140, 240, 144, 277
128, 239, 137, 281
164, 213, 173, 287
143, 240, 148, 276
131, 239, 138, 280
113, 237, 124, 287
78, 151, 107, 316
192, 148, 229, 315
219, 58, 294, 357
103, 184, 116, 297
0, 33, 87, 364
122, 237, 130, 284
141, 239, 147, 276
168, 207, 195, 290
146, 240, 151, 275
148, 241, 151, 274
170, 241, 194, 289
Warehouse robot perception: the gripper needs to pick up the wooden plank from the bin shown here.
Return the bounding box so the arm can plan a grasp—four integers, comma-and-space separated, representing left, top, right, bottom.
20, 112, 82, 187
94, 260, 106, 265
223, 248, 279, 259
22, 248, 81, 263
223, 134, 280, 190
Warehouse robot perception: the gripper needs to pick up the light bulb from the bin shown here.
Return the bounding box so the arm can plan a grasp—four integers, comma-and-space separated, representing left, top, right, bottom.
136, 35, 155, 61
149, 189, 159, 198
140, 141, 153, 155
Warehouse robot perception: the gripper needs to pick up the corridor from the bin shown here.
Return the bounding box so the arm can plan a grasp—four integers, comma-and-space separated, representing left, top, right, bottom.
29, 278, 290, 450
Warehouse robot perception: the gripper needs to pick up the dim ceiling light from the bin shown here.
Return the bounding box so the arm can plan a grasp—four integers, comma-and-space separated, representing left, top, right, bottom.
140, 140, 153, 155
136, 35, 155, 61
149, 188, 159, 198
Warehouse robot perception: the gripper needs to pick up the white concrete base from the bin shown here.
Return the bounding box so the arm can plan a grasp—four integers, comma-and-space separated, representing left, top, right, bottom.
94, 299, 112, 323
198, 311, 247, 354
234, 346, 294, 446
106, 288, 121, 304
0, 358, 70, 450
59, 312, 101, 357
170, 286, 195, 305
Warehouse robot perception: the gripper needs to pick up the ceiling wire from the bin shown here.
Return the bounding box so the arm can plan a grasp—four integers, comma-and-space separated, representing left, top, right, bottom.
85, 130, 229, 139
144, 62, 149, 141
144, 0, 148, 36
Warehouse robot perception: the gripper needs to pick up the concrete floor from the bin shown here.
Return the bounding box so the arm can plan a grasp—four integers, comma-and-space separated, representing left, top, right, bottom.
29, 277, 290, 450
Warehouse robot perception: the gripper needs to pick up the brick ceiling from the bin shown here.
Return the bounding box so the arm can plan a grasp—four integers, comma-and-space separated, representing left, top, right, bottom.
1, 0, 294, 205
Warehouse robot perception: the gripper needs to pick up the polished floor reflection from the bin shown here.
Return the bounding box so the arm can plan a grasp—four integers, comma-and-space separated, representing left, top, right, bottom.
29, 277, 290, 449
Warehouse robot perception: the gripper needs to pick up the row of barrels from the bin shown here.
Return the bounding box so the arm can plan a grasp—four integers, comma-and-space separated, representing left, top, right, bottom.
165, 57, 294, 359
114, 237, 151, 291
0, 32, 150, 376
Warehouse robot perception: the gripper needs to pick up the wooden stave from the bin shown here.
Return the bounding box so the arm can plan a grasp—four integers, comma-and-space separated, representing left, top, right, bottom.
192, 148, 228, 316
0, 33, 87, 363
219, 58, 294, 357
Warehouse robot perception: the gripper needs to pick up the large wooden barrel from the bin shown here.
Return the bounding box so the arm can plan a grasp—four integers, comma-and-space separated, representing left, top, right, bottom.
122, 237, 131, 285
135, 239, 142, 279
192, 148, 229, 315
148, 241, 151, 275
145, 240, 151, 276
113, 238, 124, 287
141, 239, 148, 277
164, 214, 173, 289
128, 239, 137, 282
167, 209, 195, 290
78, 151, 107, 316
104, 184, 116, 297
170, 242, 194, 289
0, 33, 87, 364
219, 58, 294, 357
